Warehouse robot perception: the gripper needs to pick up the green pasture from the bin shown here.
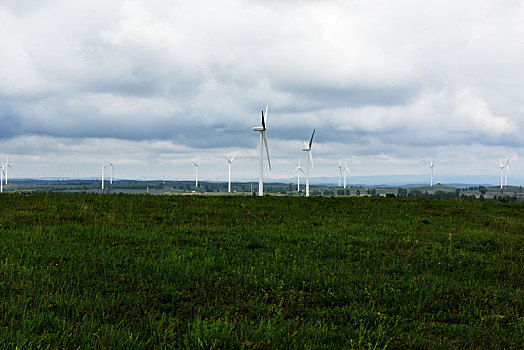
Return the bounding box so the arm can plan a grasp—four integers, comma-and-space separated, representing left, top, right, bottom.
0, 194, 522, 348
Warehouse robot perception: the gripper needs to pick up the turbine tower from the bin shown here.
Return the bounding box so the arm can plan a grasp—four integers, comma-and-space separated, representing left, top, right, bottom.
101, 161, 113, 189
504, 157, 510, 188
252, 105, 271, 196
343, 160, 350, 189
0, 162, 5, 193
429, 160, 435, 187
338, 160, 343, 187
294, 158, 305, 192
499, 160, 505, 189
225, 154, 236, 193
192, 161, 200, 187
4, 155, 12, 185
301, 129, 315, 197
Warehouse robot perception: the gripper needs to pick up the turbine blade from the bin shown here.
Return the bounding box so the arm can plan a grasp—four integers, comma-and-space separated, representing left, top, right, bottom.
261, 110, 265, 129
263, 131, 271, 170
309, 150, 314, 170
507, 166, 511, 174
309, 129, 315, 148
303, 142, 309, 149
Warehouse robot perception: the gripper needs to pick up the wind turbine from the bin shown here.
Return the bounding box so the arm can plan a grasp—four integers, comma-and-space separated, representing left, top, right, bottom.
101, 161, 113, 189
343, 160, 350, 189
294, 158, 305, 192
192, 161, 200, 187
225, 154, 236, 193
301, 129, 315, 197
0, 162, 5, 193
499, 159, 505, 189
337, 160, 343, 187
4, 155, 12, 185
252, 105, 271, 196
504, 157, 510, 188
429, 160, 435, 187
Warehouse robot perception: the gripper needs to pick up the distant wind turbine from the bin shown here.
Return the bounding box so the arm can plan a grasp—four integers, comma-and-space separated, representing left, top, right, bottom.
3, 155, 13, 185
0, 161, 5, 193
504, 157, 510, 188
225, 154, 236, 193
343, 160, 350, 189
294, 158, 305, 192
301, 129, 315, 197
192, 161, 200, 187
499, 160, 505, 189
337, 160, 343, 187
429, 160, 435, 187
252, 105, 271, 196
101, 161, 113, 189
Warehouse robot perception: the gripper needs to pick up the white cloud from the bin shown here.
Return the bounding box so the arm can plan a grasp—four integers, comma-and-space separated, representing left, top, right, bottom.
1, 0, 524, 182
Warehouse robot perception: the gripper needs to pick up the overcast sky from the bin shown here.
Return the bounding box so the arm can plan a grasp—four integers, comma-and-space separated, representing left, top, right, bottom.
1, 0, 524, 183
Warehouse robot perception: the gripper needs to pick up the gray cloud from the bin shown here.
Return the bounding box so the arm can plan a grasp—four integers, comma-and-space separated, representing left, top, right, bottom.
1, 0, 524, 181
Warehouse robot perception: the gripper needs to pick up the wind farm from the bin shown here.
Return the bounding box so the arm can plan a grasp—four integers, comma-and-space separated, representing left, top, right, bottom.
1, 1, 524, 348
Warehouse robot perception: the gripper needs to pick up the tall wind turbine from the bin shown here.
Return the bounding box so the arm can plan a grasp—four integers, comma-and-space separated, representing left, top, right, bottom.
301, 129, 315, 197
4, 155, 12, 185
252, 105, 271, 196
338, 160, 343, 187
343, 160, 350, 189
294, 158, 305, 192
504, 157, 510, 188
192, 161, 200, 187
225, 154, 236, 193
429, 160, 435, 187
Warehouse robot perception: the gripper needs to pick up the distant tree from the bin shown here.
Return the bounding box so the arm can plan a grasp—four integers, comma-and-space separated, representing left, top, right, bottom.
479, 186, 487, 195
356, 189, 360, 196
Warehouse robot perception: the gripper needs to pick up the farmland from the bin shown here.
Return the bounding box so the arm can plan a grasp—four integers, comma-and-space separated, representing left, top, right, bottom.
0, 194, 523, 348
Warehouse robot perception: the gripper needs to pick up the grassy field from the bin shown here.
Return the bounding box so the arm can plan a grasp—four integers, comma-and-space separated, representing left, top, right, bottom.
0, 194, 522, 348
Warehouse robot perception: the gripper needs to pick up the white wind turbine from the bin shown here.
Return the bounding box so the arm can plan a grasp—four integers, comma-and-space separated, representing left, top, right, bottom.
4, 155, 13, 185
294, 158, 305, 192
301, 129, 315, 197
252, 105, 271, 196
101, 161, 114, 189
343, 160, 350, 189
191, 161, 200, 187
0, 161, 5, 193
337, 160, 343, 187
429, 160, 435, 187
499, 159, 505, 189
504, 157, 511, 188
225, 154, 236, 193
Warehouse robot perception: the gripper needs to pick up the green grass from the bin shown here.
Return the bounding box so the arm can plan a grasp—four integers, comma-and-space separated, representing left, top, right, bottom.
0, 194, 523, 348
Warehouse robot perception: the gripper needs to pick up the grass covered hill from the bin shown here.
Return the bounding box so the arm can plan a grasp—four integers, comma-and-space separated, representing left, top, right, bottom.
0, 194, 523, 348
